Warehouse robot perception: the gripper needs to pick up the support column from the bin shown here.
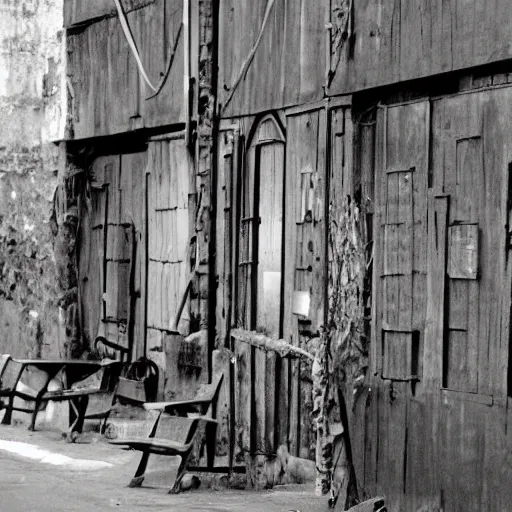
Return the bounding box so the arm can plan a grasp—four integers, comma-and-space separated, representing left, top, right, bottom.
190, 0, 217, 353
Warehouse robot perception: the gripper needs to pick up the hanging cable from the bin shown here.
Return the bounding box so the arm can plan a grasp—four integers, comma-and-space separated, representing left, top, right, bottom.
221, 0, 275, 113
113, 0, 184, 100
146, 23, 183, 100
113, 0, 158, 92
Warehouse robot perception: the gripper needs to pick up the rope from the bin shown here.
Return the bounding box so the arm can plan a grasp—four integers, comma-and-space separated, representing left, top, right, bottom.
113, 0, 158, 92
146, 23, 183, 100
113, 0, 183, 99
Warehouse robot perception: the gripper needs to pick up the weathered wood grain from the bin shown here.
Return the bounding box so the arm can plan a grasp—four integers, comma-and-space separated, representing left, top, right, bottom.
253, 348, 266, 454
405, 394, 440, 511
212, 348, 232, 458
289, 354, 300, 457
146, 138, 190, 336
440, 396, 486, 511
376, 102, 428, 378
215, 132, 230, 347
277, 355, 289, 449
64, 0, 155, 28
67, 0, 185, 140
265, 351, 277, 454
219, 1, 512, 117
220, 0, 324, 117
431, 90, 511, 397
234, 339, 252, 460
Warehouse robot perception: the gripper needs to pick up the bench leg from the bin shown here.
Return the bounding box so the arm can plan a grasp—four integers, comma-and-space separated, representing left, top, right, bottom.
169, 450, 193, 494
99, 403, 114, 435
1, 397, 13, 425
129, 450, 151, 488
205, 422, 218, 469
28, 398, 43, 431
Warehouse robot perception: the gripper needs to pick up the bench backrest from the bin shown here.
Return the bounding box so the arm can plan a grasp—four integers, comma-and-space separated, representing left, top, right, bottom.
0, 355, 11, 381
95, 332, 131, 362
192, 373, 224, 416
0, 356, 25, 391
152, 373, 224, 453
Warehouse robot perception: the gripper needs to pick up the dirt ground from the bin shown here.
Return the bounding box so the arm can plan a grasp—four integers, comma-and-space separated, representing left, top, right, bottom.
0, 424, 329, 512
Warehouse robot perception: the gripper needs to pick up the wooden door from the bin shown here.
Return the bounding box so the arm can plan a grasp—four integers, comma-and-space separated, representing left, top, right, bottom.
432, 90, 510, 398
237, 115, 285, 334
431, 89, 512, 512
234, 115, 285, 460
146, 136, 192, 393
369, 89, 512, 511
372, 100, 430, 510
80, 152, 146, 360
283, 107, 327, 459
103, 152, 146, 359
255, 142, 285, 336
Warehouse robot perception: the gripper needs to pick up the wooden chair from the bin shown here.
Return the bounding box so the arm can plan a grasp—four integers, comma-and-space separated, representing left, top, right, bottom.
86, 356, 159, 433
109, 373, 224, 493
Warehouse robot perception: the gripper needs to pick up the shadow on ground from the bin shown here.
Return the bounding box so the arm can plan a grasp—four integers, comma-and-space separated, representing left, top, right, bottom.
0, 425, 328, 512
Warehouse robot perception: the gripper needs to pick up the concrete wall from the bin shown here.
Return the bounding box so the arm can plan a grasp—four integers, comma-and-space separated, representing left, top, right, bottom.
0, 0, 67, 357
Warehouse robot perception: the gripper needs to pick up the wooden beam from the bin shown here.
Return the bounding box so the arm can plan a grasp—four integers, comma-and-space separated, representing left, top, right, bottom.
230, 329, 315, 361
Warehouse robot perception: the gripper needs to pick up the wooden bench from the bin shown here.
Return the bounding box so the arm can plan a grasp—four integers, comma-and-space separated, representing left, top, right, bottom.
109, 373, 226, 493
0, 355, 121, 440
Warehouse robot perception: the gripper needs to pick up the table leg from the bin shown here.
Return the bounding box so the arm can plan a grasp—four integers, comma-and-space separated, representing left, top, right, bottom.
67, 395, 89, 442
29, 369, 62, 431
2, 364, 27, 425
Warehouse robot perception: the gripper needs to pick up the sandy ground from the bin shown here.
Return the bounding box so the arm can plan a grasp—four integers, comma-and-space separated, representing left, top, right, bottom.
0, 425, 329, 512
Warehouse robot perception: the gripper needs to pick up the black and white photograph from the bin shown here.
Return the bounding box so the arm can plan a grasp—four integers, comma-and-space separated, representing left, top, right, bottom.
0, 1, 510, 510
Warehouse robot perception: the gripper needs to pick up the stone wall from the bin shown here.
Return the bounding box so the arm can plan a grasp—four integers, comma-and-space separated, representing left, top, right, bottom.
0, 0, 67, 358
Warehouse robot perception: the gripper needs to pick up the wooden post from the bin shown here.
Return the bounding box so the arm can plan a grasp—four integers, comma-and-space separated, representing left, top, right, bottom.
55, 142, 83, 358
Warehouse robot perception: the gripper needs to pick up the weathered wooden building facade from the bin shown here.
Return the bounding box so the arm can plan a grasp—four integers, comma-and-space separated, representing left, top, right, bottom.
63, 0, 512, 510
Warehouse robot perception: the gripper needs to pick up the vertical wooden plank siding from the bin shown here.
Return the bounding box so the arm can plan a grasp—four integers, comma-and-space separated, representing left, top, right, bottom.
64, 0, 155, 28
78, 158, 111, 348
215, 130, 235, 347
431, 90, 508, 399
67, 0, 185, 140
234, 339, 252, 461
253, 348, 267, 454
229, 109, 328, 463
121, 152, 147, 359
79, 153, 147, 359
145, 137, 191, 390
372, 101, 431, 509
362, 86, 512, 509
217, 0, 512, 118
283, 108, 327, 458
219, 0, 325, 117
376, 101, 429, 382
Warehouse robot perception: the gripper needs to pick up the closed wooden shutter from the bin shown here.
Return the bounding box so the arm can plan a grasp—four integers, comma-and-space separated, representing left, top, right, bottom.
375, 101, 429, 381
